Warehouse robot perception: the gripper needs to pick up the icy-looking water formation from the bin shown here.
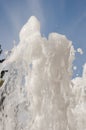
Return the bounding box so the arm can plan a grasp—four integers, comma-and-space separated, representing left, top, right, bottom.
0, 16, 86, 130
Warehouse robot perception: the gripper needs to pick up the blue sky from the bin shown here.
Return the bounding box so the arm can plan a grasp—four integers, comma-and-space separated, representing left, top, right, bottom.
0, 0, 86, 77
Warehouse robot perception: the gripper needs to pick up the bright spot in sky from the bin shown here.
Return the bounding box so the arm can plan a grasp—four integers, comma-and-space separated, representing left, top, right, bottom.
77, 48, 83, 55
73, 66, 77, 70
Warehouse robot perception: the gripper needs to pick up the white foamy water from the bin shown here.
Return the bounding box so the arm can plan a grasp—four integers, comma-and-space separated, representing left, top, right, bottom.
0, 16, 86, 130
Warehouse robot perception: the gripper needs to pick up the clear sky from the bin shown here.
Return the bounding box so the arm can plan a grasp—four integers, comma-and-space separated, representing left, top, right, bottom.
0, 0, 86, 77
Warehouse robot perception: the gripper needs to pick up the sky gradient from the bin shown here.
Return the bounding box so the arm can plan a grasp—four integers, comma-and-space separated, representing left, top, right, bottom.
0, 0, 86, 77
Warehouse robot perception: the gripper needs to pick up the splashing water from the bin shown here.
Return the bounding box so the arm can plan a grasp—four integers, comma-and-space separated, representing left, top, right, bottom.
0, 16, 86, 130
